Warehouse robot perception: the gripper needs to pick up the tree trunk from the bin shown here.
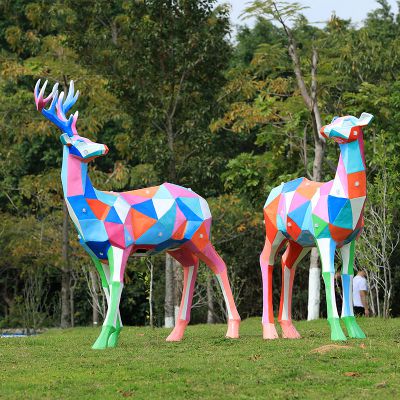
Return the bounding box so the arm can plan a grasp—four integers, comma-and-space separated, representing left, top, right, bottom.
60, 201, 71, 328
271, 0, 327, 323
70, 281, 75, 328
206, 274, 215, 324
307, 111, 325, 319
307, 117, 325, 320
164, 115, 181, 327
307, 250, 321, 320
164, 253, 176, 328
89, 268, 100, 326
148, 259, 154, 328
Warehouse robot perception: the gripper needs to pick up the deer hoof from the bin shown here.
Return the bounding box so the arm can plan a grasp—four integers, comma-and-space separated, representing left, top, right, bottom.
226, 319, 240, 339
166, 320, 188, 342
280, 320, 301, 339
263, 323, 279, 340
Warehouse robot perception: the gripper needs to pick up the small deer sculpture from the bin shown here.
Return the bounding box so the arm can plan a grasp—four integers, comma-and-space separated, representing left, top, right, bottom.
260, 113, 373, 341
34, 79, 240, 349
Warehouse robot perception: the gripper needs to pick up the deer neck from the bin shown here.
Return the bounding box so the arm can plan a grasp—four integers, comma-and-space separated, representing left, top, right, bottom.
331, 131, 366, 199
61, 146, 93, 198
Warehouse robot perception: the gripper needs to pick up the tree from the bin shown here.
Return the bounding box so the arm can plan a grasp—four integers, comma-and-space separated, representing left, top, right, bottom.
242, 0, 327, 320
65, 0, 232, 326
0, 0, 120, 327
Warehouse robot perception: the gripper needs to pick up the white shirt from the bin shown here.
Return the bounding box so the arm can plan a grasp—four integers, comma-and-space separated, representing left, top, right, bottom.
353, 275, 368, 307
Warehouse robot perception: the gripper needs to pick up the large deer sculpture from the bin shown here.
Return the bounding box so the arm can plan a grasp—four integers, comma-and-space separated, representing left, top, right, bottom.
34, 79, 240, 349
260, 113, 373, 341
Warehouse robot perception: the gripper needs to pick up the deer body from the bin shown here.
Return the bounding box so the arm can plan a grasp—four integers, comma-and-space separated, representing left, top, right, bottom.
62, 148, 212, 257
35, 80, 240, 349
260, 113, 373, 341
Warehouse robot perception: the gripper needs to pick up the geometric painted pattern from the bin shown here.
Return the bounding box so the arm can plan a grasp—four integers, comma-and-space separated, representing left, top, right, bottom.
34, 79, 241, 349
68, 182, 213, 260
260, 113, 373, 342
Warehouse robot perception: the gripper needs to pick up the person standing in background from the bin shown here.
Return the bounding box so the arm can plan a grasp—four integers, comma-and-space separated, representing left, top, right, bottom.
353, 270, 370, 317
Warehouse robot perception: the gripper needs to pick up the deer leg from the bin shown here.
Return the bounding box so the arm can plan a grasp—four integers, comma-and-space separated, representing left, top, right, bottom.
80, 241, 123, 347
100, 262, 123, 348
278, 242, 310, 339
92, 245, 131, 350
260, 232, 286, 339
197, 243, 240, 339
316, 238, 346, 341
340, 241, 366, 339
165, 249, 199, 342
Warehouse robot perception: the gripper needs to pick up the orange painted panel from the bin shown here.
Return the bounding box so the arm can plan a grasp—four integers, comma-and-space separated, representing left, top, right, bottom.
347, 171, 366, 199
87, 199, 110, 220
131, 209, 157, 239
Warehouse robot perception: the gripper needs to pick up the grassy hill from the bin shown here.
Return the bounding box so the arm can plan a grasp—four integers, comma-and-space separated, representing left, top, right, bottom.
1, 318, 399, 399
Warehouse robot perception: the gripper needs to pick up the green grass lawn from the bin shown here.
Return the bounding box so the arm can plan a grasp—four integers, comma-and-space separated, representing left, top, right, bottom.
0, 318, 399, 399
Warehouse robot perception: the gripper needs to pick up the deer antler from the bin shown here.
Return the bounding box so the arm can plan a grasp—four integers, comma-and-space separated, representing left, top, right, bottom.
34, 79, 80, 136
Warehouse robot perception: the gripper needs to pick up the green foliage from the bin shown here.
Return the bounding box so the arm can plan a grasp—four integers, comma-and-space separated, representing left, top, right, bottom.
0, 0, 237, 328
242, 1, 308, 24
1, 0, 400, 330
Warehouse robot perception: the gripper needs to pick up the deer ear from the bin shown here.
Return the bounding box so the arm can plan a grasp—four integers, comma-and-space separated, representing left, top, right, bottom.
358, 113, 374, 126
60, 133, 73, 146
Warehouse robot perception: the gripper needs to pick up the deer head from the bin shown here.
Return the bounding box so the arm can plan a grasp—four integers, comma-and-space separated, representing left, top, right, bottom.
34, 79, 109, 161
320, 112, 374, 144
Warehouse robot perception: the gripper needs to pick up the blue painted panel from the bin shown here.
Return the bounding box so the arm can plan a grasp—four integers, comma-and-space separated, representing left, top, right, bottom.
277, 214, 286, 233
184, 220, 203, 239
61, 147, 69, 195
316, 224, 331, 239
332, 201, 353, 229
340, 140, 365, 174
133, 199, 158, 220
85, 240, 111, 260
157, 205, 177, 230
84, 176, 97, 199
154, 239, 187, 253
288, 201, 310, 228
105, 207, 122, 224
342, 274, 351, 316
67, 195, 96, 220
328, 195, 348, 223
135, 220, 172, 245
296, 231, 315, 247
264, 184, 283, 207
176, 198, 203, 222
154, 185, 174, 199
178, 197, 203, 219
301, 202, 313, 233
282, 177, 304, 193
80, 219, 108, 242
95, 190, 118, 206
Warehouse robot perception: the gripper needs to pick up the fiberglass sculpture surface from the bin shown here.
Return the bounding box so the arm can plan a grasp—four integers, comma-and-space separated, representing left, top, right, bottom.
34, 79, 240, 349
260, 113, 373, 341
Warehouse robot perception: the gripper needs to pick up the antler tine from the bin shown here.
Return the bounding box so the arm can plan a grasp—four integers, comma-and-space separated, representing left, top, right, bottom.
57, 90, 66, 119
34, 79, 41, 105
34, 79, 56, 111
34, 79, 77, 136
42, 84, 59, 119
56, 91, 73, 123
61, 80, 79, 114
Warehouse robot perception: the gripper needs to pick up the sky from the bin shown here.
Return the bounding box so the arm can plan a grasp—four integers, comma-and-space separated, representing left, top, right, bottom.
219, 0, 399, 32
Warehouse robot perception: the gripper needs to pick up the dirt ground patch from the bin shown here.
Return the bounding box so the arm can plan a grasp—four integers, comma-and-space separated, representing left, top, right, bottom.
310, 344, 352, 354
